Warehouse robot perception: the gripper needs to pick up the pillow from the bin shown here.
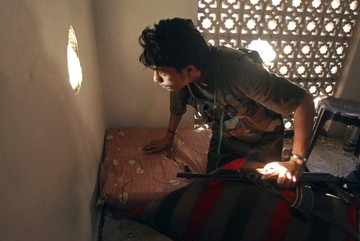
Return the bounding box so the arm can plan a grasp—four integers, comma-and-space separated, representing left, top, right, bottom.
128, 159, 358, 241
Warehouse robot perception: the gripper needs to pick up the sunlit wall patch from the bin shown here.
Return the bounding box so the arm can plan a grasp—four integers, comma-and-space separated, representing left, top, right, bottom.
67, 26, 83, 94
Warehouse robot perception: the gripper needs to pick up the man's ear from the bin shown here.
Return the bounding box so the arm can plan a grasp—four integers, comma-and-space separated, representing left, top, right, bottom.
184, 65, 201, 81
185, 65, 197, 74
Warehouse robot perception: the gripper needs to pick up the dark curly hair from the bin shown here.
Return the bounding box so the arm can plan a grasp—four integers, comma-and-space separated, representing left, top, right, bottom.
139, 18, 210, 72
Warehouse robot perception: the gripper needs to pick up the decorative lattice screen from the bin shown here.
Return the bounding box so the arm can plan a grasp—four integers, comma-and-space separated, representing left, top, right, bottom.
197, 0, 359, 130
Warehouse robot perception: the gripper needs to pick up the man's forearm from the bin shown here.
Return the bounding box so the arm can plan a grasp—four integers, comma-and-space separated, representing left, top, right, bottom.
167, 112, 183, 134
291, 93, 315, 162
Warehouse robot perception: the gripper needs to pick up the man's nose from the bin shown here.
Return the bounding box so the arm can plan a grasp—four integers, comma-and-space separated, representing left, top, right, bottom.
153, 70, 163, 83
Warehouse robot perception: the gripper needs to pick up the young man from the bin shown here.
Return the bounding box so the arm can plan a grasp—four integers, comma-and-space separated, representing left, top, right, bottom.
139, 18, 314, 188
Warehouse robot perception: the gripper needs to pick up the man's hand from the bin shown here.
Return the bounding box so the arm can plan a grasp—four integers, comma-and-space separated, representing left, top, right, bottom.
259, 159, 305, 189
142, 135, 174, 156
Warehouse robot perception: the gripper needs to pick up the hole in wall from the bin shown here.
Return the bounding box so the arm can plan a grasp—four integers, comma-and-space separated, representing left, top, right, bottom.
67, 26, 83, 94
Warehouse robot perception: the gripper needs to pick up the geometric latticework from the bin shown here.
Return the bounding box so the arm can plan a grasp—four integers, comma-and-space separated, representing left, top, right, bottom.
197, 0, 359, 130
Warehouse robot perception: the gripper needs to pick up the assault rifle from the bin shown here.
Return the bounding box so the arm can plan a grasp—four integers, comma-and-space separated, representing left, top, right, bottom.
177, 168, 357, 219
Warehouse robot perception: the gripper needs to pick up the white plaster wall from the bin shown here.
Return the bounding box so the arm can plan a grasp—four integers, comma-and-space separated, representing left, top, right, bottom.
0, 1, 106, 241
94, 0, 198, 129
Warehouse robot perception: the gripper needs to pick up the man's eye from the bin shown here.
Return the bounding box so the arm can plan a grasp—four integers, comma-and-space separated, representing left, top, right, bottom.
159, 71, 167, 76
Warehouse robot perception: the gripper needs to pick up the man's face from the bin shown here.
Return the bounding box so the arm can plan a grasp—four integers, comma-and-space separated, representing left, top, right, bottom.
152, 66, 190, 91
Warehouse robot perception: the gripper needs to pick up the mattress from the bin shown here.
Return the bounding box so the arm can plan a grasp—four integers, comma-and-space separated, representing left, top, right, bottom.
98, 128, 211, 215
